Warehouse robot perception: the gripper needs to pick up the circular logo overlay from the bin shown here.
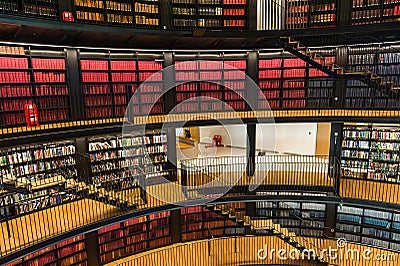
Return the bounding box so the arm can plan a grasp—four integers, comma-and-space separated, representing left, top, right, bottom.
122, 60, 276, 206
337, 238, 348, 249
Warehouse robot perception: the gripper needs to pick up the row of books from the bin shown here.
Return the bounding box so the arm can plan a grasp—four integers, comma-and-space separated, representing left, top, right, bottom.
91, 144, 166, 161
32, 58, 65, 70
75, 0, 104, 8
82, 72, 109, 83
260, 90, 280, 99
0, 57, 28, 69
176, 61, 246, 71
0, 72, 31, 83
343, 129, 370, 139
282, 90, 305, 98
0, 45, 24, 55
135, 3, 159, 13
342, 140, 370, 149
2, 157, 75, 178
106, 1, 132, 11
1, 145, 74, 165
173, 8, 196, 15
24, 5, 58, 17
34, 72, 65, 83
92, 170, 141, 186
224, 8, 245, 16
135, 16, 159, 25
107, 14, 133, 24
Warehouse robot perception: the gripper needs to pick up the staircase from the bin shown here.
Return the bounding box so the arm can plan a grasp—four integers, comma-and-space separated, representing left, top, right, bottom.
208, 203, 334, 265
74, 180, 138, 211
279, 36, 397, 96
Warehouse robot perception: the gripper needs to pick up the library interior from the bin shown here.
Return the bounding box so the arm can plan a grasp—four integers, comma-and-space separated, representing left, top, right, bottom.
2, 0, 400, 265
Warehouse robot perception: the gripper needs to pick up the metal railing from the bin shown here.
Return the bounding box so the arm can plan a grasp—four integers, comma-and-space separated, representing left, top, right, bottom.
181, 155, 338, 196
2, 152, 400, 264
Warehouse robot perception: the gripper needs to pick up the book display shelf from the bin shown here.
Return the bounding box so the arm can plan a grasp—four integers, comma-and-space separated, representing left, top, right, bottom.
6, 235, 87, 266
79, 50, 164, 119
172, 0, 247, 30
24, 0, 59, 18
286, 0, 336, 29
74, 0, 160, 27
88, 130, 174, 186
309, 0, 336, 28
97, 212, 171, 264
174, 59, 247, 113
341, 124, 400, 183
0, 140, 78, 220
352, 0, 400, 25
336, 205, 400, 251
258, 54, 334, 110
181, 205, 242, 241
0, 45, 70, 126
346, 48, 400, 109
256, 201, 326, 238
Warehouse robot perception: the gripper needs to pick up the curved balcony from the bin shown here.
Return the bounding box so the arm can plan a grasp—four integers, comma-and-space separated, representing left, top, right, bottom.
1, 154, 400, 265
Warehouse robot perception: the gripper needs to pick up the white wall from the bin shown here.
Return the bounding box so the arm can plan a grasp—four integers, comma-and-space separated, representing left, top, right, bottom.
198, 123, 318, 155
199, 125, 247, 148
257, 123, 318, 155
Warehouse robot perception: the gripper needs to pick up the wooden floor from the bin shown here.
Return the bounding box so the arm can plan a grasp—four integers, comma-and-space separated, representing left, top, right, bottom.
108, 235, 399, 266
187, 170, 334, 188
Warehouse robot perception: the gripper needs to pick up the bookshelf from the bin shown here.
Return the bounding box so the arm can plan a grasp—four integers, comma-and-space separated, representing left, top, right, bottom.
0, 0, 19, 14
258, 57, 283, 109
172, 0, 247, 30
135, 60, 163, 115
286, 0, 310, 29
23, 0, 59, 18
309, 0, 336, 28
98, 213, 170, 264
0, 140, 78, 220
174, 59, 247, 113
258, 54, 337, 110
256, 201, 326, 238
30, 49, 70, 123
341, 125, 400, 183
336, 204, 400, 251
88, 130, 174, 186
88, 134, 143, 190
79, 50, 164, 119
0, 45, 70, 126
181, 205, 245, 241
286, 0, 336, 29
6, 236, 87, 266
352, 0, 400, 25
74, 0, 160, 27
